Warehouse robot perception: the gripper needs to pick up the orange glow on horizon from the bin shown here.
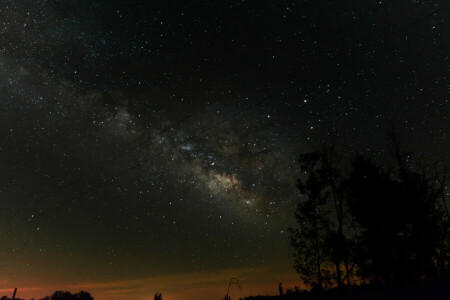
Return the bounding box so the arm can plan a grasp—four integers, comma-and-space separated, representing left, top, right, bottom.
0, 265, 303, 300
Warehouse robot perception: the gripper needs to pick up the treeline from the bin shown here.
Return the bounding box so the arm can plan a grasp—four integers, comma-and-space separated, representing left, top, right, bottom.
38, 291, 93, 300
0, 291, 93, 300
289, 140, 449, 290
0, 297, 24, 300
0, 290, 167, 300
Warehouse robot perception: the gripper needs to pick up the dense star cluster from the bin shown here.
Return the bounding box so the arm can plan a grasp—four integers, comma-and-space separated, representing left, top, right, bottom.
0, 1, 449, 299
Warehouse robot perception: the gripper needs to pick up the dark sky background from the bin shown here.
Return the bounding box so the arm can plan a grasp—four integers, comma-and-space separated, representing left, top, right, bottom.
0, 1, 449, 299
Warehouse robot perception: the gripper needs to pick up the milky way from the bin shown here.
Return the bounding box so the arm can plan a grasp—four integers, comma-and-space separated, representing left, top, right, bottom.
0, 1, 449, 299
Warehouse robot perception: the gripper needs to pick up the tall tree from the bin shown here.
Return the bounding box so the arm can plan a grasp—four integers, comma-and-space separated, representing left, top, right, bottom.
289, 151, 333, 289
392, 139, 449, 280
432, 164, 450, 277
346, 155, 405, 283
291, 142, 449, 289
346, 151, 448, 284
289, 147, 353, 288
319, 147, 348, 287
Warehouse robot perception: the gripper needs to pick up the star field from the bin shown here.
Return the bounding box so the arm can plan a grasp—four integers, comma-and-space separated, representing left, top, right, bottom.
0, 1, 449, 299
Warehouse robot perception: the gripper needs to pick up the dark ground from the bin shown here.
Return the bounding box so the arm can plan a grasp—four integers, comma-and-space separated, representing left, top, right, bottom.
241, 280, 450, 300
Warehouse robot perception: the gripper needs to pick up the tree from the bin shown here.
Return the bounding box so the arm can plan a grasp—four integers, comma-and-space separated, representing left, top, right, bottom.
1, 297, 24, 300
319, 147, 349, 287
432, 164, 450, 277
154, 293, 163, 300
345, 151, 449, 284
74, 292, 93, 300
346, 155, 406, 283
289, 147, 355, 289
49, 291, 75, 300
289, 150, 333, 290
393, 144, 450, 281
290, 140, 450, 290
39, 291, 93, 300
223, 278, 240, 300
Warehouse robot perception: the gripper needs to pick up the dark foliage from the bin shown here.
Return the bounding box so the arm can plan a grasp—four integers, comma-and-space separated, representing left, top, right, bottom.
154, 292, 163, 300
289, 147, 352, 289
38, 291, 93, 300
346, 155, 443, 283
0, 296, 24, 300
289, 143, 450, 290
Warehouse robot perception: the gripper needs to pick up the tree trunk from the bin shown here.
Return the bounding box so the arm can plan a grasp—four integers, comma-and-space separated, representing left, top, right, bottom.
344, 259, 351, 285
314, 221, 323, 289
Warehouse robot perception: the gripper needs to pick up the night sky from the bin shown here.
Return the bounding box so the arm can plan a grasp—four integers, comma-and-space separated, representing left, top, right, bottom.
0, 1, 449, 299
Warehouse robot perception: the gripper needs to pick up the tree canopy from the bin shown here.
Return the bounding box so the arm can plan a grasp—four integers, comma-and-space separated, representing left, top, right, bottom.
289, 144, 450, 289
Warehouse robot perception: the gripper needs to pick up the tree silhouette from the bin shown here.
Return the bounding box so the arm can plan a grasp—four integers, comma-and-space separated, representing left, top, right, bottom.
289, 147, 355, 289
346, 155, 407, 282
39, 291, 93, 300
288, 150, 333, 289
154, 293, 163, 300
433, 165, 450, 277
318, 147, 349, 287
74, 292, 93, 300
1, 296, 24, 300
345, 149, 449, 284
223, 278, 241, 300
290, 141, 450, 290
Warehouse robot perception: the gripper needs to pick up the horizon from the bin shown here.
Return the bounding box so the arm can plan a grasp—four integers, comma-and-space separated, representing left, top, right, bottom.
0, 264, 301, 300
